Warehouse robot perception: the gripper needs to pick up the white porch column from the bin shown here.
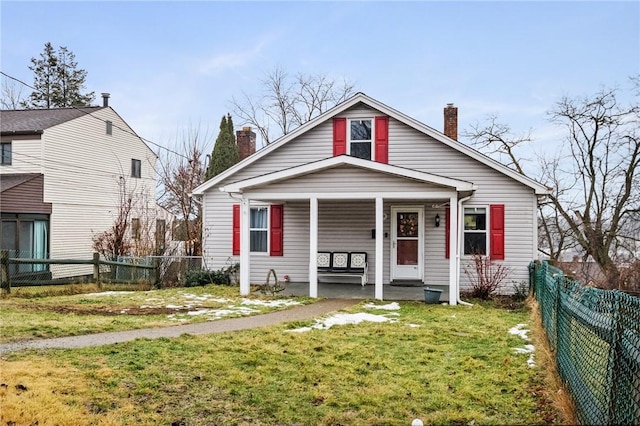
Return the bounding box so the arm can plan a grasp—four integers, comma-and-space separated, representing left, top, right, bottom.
375, 197, 384, 300
239, 197, 251, 295
448, 195, 458, 305
309, 197, 318, 298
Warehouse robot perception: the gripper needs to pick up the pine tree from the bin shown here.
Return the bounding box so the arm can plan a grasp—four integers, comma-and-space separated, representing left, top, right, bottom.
22, 43, 95, 109
206, 114, 239, 180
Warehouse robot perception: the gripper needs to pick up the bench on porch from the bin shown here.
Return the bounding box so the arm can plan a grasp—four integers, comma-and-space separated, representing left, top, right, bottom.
317, 251, 368, 286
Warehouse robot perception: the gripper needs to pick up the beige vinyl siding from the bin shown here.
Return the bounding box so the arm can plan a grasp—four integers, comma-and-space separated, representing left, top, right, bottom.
0, 138, 43, 173
204, 103, 538, 291
42, 109, 157, 269
248, 165, 445, 194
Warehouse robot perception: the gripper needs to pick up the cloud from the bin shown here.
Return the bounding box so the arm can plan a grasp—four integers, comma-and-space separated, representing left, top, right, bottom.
196, 33, 277, 76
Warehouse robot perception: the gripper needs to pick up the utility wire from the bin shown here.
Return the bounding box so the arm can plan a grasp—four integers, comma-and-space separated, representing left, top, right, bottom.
1, 70, 193, 160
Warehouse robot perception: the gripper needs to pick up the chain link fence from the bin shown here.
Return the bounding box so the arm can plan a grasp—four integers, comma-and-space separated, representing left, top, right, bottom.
530, 261, 640, 425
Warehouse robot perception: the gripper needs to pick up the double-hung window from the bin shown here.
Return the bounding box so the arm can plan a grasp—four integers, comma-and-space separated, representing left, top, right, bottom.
250, 207, 268, 253
463, 207, 487, 255
1, 143, 12, 165
349, 119, 372, 160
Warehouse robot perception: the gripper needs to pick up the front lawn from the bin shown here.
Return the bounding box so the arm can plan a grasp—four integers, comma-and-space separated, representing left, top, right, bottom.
0, 293, 562, 425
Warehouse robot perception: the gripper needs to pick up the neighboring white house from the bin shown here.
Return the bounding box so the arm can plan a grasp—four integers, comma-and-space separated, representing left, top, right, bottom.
192, 93, 550, 303
0, 94, 159, 279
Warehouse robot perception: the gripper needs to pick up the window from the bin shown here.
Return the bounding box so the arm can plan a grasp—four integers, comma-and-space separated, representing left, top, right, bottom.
1, 214, 49, 275
250, 207, 268, 253
106, 120, 113, 135
464, 207, 487, 255
349, 119, 372, 160
131, 159, 141, 178
1, 143, 11, 165
131, 218, 141, 240
232, 204, 283, 256
155, 219, 166, 253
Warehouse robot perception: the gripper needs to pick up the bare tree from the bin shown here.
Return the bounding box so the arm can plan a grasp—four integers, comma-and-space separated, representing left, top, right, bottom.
92, 177, 134, 261
546, 86, 639, 287
157, 125, 210, 256
0, 79, 26, 109
231, 66, 356, 145
464, 79, 640, 288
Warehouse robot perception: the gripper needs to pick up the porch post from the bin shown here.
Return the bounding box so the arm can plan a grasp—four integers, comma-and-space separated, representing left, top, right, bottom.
309, 197, 318, 298
448, 195, 458, 305
239, 197, 251, 295
375, 197, 384, 300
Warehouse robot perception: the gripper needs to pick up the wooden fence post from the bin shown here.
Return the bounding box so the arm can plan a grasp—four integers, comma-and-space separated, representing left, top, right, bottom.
1, 250, 10, 294
154, 257, 161, 287
93, 252, 101, 288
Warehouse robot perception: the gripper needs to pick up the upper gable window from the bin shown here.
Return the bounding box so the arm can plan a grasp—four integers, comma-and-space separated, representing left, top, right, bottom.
349, 119, 372, 160
106, 120, 113, 135
131, 159, 141, 178
1, 143, 11, 165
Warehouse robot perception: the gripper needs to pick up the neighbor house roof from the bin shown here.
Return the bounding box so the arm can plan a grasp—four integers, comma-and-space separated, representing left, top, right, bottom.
0, 173, 42, 192
0, 107, 103, 135
192, 92, 551, 196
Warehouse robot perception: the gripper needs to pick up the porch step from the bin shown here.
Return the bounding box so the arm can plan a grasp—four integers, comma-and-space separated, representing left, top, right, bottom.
390, 280, 424, 287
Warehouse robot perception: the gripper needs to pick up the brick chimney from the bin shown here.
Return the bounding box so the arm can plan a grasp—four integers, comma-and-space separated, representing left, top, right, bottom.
444, 103, 458, 140
236, 126, 256, 160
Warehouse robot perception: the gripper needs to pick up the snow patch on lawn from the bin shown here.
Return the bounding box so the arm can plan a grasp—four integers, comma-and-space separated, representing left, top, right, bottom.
509, 323, 531, 340
363, 302, 400, 311
510, 323, 535, 367
241, 299, 300, 307
286, 312, 396, 333
84, 291, 135, 297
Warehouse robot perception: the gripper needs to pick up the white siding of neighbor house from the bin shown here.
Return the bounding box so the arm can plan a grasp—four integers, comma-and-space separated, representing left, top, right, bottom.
203, 103, 538, 292
39, 108, 157, 276
0, 138, 44, 173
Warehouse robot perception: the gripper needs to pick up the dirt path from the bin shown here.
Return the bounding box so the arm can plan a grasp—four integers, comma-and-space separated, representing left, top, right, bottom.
0, 298, 356, 355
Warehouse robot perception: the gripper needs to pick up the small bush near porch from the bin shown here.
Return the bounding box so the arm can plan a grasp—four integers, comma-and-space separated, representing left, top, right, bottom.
0, 288, 564, 425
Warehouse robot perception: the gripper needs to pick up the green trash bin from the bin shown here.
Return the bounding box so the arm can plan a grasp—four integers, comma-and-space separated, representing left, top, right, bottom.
424, 287, 442, 304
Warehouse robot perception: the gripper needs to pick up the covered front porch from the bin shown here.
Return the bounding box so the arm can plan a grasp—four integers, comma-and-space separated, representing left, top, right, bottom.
222, 156, 476, 304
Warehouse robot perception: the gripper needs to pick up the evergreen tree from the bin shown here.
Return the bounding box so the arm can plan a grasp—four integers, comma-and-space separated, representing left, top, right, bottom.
22, 42, 95, 109
206, 114, 239, 179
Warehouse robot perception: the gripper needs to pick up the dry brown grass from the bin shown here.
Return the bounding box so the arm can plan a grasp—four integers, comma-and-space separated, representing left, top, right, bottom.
0, 359, 131, 425
527, 297, 577, 425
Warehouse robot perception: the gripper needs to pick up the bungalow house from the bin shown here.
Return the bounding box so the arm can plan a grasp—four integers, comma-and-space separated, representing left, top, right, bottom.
192, 93, 550, 304
0, 94, 159, 280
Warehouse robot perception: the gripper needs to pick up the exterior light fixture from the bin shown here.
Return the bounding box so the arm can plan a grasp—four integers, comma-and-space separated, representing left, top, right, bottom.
435, 214, 441, 227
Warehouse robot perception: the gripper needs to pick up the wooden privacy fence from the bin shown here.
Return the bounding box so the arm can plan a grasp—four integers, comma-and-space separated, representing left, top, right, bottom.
0, 251, 158, 293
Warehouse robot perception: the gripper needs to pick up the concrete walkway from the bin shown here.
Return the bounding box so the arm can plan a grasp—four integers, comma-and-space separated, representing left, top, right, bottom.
0, 298, 356, 355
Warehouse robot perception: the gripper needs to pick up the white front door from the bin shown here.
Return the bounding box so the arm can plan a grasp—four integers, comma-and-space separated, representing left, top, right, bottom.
391, 207, 423, 281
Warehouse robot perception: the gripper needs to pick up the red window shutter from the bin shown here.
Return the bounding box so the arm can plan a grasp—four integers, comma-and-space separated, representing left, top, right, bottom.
270, 204, 284, 256
374, 116, 389, 164
333, 117, 347, 156
232, 204, 240, 256
490, 204, 505, 260
445, 207, 450, 259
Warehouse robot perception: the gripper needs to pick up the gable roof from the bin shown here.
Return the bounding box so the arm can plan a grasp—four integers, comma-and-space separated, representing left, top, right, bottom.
220, 154, 476, 193
0, 173, 42, 192
0, 107, 104, 135
192, 92, 550, 196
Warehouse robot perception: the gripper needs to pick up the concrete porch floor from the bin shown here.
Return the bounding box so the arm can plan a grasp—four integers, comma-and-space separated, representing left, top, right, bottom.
279, 281, 449, 302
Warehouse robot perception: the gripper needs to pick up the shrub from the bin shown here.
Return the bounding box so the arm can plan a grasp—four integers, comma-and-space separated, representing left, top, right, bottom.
512, 280, 530, 301
464, 252, 510, 300
183, 263, 240, 287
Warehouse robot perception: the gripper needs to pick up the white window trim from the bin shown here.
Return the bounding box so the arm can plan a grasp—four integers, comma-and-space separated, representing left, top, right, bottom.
462, 205, 489, 257
249, 206, 270, 254
347, 117, 375, 161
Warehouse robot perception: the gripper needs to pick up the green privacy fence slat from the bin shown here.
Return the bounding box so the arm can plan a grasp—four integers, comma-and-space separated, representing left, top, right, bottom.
529, 261, 640, 425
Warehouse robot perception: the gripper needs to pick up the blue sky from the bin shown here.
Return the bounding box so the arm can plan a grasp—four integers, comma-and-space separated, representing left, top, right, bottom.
1, 1, 638, 161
